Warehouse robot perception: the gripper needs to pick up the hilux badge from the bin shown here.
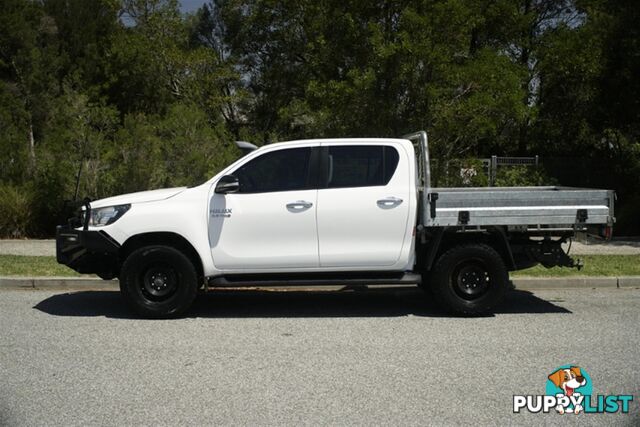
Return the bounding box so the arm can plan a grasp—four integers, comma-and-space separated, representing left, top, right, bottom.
210, 208, 232, 218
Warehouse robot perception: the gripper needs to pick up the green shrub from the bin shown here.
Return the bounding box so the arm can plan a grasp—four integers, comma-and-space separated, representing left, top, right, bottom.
494, 165, 558, 187
614, 193, 640, 237
29, 164, 71, 237
0, 184, 34, 238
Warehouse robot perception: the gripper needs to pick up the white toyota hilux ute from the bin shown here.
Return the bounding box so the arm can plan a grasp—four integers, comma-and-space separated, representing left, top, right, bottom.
56, 131, 615, 317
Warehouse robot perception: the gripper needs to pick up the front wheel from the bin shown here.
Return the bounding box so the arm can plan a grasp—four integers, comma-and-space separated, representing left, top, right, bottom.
428, 244, 509, 315
119, 245, 198, 318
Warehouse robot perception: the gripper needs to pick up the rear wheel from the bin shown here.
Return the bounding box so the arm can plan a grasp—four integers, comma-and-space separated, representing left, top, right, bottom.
428, 244, 509, 315
119, 245, 198, 318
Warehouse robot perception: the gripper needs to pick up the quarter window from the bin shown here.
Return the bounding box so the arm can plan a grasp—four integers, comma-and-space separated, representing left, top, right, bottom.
233, 147, 312, 193
327, 145, 399, 188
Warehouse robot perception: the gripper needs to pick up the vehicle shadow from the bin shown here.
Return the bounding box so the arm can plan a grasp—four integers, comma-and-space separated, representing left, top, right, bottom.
33, 286, 571, 319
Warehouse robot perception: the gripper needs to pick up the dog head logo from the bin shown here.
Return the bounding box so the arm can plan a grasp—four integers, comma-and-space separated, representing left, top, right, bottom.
546, 366, 589, 414
548, 367, 587, 397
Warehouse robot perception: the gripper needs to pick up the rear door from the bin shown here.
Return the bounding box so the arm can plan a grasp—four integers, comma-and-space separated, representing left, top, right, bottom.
209, 145, 320, 270
316, 142, 412, 268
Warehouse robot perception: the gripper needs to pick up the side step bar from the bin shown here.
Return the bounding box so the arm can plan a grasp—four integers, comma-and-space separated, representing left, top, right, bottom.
208, 272, 422, 287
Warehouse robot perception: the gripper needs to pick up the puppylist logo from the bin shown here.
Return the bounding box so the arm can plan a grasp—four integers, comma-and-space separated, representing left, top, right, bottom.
513, 365, 634, 415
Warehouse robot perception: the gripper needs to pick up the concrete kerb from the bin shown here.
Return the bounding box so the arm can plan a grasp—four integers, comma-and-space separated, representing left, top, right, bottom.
1, 276, 639, 291
617, 276, 640, 288
0, 277, 117, 290
513, 277, 618, 290
514, 276, 640, 289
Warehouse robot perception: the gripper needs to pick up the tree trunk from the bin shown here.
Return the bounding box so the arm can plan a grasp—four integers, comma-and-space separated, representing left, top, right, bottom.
28, 118, 36, 175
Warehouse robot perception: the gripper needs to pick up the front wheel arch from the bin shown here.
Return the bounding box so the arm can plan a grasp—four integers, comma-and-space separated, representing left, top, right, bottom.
119, 232, 204, 283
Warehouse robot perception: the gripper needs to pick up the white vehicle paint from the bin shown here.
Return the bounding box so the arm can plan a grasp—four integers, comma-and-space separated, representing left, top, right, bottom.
73, 138, 417, 277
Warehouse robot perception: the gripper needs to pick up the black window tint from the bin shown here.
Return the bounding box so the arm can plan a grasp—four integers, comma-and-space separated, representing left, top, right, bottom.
327, 145, 399, 188
234, 147, 312, 193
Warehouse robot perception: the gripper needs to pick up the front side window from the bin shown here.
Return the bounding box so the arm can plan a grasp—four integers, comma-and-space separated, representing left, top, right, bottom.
234, 147, 312, 193
327, 145, 399, 188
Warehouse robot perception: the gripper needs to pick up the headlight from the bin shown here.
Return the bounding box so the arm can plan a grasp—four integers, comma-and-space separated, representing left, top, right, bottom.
87, 204, 131, 227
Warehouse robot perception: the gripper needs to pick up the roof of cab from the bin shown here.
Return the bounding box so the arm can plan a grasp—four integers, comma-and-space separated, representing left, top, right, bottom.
253, 137, 413, 151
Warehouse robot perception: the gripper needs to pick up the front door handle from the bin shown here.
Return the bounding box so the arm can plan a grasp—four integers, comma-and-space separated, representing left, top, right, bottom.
377, 197, 403, 208
286, 200, 313, 211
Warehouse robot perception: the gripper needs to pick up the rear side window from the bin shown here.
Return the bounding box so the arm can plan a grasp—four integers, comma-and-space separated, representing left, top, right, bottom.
327, 145, 399, 188
234, 147, 312, 193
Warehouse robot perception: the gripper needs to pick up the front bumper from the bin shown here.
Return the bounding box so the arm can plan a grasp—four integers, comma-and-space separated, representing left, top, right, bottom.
56, 226, 121, 279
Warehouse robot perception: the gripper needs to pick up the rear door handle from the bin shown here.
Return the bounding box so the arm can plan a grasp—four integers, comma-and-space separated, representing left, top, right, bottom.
286, 200, 313, 211
377, 197, 403, 208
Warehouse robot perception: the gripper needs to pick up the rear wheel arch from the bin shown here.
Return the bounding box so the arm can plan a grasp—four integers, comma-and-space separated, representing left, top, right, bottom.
423, 226, 516, 271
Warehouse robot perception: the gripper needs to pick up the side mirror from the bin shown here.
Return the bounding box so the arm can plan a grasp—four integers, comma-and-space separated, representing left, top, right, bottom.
215, 175, 240, 194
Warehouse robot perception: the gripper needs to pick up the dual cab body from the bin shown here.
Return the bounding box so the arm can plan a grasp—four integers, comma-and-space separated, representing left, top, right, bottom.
57, 132, 615, 317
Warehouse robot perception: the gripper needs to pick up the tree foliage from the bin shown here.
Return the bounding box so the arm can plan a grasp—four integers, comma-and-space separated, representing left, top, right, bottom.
0, 0, 638, 236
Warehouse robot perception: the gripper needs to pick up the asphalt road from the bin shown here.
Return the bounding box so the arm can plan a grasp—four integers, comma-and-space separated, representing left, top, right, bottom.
1, 287, 639, 426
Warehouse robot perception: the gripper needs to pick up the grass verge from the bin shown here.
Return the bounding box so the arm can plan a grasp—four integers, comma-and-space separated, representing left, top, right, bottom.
512, 255, 640, 277
0, 255, 84, 277
0, 254, 639, 278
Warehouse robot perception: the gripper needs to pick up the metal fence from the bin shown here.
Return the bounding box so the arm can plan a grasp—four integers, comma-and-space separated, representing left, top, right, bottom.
481, 155, 540, 186
431, 156, 542, 187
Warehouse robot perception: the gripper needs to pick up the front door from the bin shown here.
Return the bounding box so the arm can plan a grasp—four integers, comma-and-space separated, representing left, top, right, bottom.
209, 146, 319, 271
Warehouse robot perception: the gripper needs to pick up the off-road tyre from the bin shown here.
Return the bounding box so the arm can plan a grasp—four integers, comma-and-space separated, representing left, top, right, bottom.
119, 245, 198, 318
429, 244, 509, 316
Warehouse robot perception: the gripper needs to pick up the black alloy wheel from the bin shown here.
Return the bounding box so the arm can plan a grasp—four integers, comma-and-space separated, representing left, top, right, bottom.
452, 259, 491, 300
428, 244, 509, 315
120, 245, 198, 318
